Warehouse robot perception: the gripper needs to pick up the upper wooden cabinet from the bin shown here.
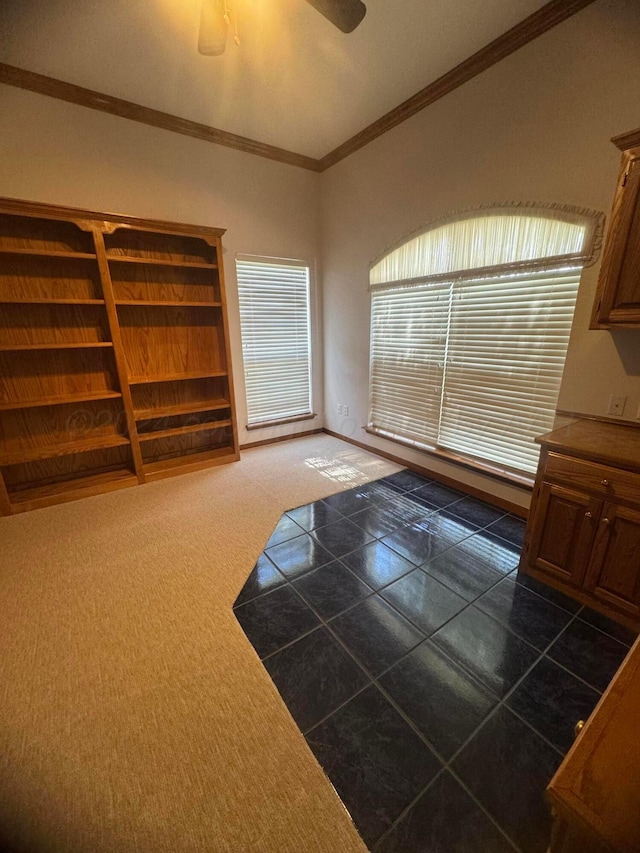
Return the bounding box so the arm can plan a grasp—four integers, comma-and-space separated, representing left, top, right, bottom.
591, 127, 640, 328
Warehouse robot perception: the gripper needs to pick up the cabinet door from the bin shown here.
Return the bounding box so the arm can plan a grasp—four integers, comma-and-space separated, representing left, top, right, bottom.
528, 482, 599, 587
593, 148, 640, 326
585, 503, 640, 618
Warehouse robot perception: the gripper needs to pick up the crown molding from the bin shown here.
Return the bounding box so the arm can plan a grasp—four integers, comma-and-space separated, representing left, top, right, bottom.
0, 0, 595, 174
0, 63, 322, 173
612, 127, 640, 152
318, 0, 597, 169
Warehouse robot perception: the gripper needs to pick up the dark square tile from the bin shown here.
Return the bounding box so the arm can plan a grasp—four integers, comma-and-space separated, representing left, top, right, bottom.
578, 605, 639, 647
293, 561, 371, 619
486, 514, 527, 547
265, 533, 333, 580
380, 469, 432, 492
379, 640, 498, 759
311, 516, 375, 558
453, 706, 561, 853
380, 570, 467, 636
454, 530, 521, 575
233, 553, 285, 607
264, 514, 306, 548
342, 541, 415, 590
423, 544, 504, 602
234, 585, 319, 658
358, 480, 408, 506
411, 481, 466, 508
322, 487, 376, 516
286, 499, 343, 531
381, 516, 469, 566
448, 496, 506, 528
547, 619, 629, 692
507, 656, 601, 754
514, 571, 582, 613
329, 595, 425, 677
475, 576, 573, 651
263, 627, 368, 732
350, 504, 404, 538
430, 509, 481, 537
306, 685, 441, 846
431, 605, 539, 697
376, 770, 514, 853
351, 493, 436, 538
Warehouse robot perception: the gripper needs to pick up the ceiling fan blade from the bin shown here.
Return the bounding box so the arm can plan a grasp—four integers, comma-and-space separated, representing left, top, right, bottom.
304, 0, 366, 34
198, 0, 228, 56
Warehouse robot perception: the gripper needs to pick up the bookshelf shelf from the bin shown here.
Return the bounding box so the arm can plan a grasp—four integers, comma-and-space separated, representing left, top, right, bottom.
0, 198, 239, 514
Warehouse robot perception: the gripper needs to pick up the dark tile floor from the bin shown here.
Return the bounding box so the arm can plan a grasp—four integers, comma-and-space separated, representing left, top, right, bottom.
233, 471, 638, 852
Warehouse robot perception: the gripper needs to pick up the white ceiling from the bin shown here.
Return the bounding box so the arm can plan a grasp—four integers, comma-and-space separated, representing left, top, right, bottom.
0, 0, 551, 159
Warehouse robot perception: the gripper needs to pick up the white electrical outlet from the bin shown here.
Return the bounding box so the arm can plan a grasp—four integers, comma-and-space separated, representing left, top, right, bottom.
607, 395, 626, 416
337, 403, 343, 415
343, 405, 349, 416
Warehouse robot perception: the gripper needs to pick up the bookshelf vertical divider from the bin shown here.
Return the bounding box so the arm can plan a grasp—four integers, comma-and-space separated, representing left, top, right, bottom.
0, 197, 239, 515
92, 228, 145, 483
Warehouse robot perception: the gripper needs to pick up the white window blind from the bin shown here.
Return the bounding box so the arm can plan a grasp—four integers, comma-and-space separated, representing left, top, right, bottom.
237, 257, 312, 426
369, 206, 602, 477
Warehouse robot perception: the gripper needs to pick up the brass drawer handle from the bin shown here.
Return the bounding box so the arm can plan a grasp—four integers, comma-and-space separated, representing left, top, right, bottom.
602, 517, 611, 525
584, 511, 593, 518
575, 720, 585, 738
601, 479, 610, 486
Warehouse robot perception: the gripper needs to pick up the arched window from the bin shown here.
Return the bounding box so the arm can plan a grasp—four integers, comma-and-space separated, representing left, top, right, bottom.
368, 204, 603, 477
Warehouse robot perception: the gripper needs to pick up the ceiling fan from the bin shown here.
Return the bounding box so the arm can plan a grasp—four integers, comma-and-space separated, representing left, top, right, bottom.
198, 0, 367, 56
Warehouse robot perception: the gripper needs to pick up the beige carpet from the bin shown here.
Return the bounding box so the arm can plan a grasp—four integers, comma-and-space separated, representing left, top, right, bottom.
0, 435, 399, 853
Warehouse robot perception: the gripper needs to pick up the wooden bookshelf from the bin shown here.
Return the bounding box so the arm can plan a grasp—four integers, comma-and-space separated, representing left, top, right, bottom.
0, 197, 239, 514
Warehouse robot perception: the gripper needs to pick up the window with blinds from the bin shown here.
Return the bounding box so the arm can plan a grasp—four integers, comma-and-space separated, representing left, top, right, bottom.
368, 205, 602, 477
236, 256, 312, 427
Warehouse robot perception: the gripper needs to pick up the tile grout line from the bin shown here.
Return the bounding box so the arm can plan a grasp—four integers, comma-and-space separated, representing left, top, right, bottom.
233, 479, 620, 851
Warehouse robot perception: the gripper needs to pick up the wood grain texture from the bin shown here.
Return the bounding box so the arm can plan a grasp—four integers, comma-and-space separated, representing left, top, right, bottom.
0, 303, 110, 347
0, 63, 322, 173
318, 0, 597, 169
0, 398, 127, 460
0, 198, 239, 511
590, 146, 640, 328
9, 467, 137, 513
536, 420, 640, 472
93, 229, 146, 482
0, 255, 102, 301
131, 377, 229, 421
0, 0, 593, 173
548, 636, 640, 852
0, 196, 227, 241
110, 262, 220, 305
612, 126, 640, 151
521, 419, 640, 628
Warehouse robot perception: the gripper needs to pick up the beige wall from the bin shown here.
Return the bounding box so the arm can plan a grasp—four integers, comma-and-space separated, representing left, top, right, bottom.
320, 0, 640, 509
0, 85, 323, 447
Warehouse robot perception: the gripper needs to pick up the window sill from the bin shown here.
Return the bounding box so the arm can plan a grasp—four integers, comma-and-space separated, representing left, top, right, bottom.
364, 426, 534, 490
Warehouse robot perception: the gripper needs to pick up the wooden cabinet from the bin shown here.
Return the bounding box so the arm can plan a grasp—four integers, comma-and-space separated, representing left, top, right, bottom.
521, 420, 640, 629
591, 127, 640, 328
548, 635, 640, 853
0, 197, 239, 515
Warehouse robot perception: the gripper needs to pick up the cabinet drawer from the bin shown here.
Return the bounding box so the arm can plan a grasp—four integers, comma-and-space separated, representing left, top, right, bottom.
545, 452, 640, 505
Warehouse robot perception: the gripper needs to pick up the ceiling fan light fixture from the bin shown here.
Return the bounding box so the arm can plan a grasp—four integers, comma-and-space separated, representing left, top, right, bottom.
198, 0, 228, 56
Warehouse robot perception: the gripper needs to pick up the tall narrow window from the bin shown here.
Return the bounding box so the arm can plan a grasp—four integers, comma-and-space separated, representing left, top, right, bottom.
237, 256, 312, 427
368, 205, 602, 477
